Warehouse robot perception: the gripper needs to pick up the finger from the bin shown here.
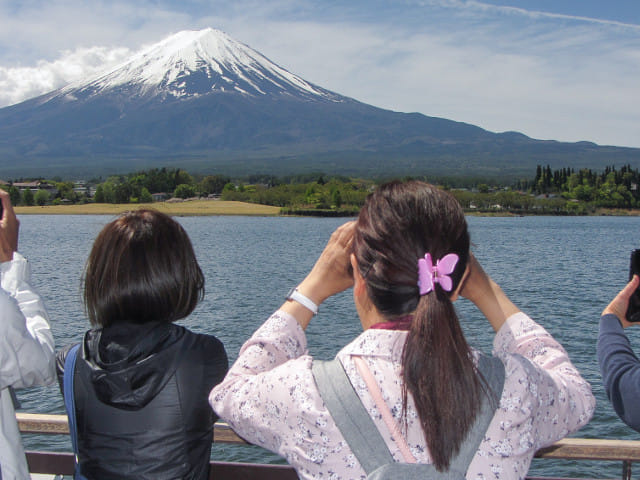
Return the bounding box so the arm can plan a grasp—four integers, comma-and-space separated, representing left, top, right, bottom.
331, 221, 356, 245
0, 190, 8, 220
0, 190, 16, 222
335, 220, 356, 235
618, 275, 640, 301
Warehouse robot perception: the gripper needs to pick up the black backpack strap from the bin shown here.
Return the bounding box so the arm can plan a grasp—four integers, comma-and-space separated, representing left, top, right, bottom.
312, 359, 394, 474
312, 354, 505, 477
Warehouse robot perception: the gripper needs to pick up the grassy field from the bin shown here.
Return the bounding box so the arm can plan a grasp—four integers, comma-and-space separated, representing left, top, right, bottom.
14, 200, 281, 216
14, 201, 640, 217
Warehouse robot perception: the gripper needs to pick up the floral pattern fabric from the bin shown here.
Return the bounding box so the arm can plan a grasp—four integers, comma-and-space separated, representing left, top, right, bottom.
210, 311, 595, 480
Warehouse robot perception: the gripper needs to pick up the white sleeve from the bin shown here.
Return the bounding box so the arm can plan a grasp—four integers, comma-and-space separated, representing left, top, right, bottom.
0, 252, 56, 389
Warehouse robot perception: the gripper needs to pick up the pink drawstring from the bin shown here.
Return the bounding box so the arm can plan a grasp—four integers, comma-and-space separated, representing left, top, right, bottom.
352, 356, 417, 463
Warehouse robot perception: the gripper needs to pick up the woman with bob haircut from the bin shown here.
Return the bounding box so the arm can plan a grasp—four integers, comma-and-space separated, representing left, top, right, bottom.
211, 180, 595, 480
57, 209, 227, 480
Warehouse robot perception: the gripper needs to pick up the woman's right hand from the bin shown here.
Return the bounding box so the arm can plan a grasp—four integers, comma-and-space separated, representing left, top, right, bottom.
461, 253, 520, 332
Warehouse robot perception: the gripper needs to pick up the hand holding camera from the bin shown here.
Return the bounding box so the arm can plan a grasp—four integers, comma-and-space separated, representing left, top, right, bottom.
602, 250, 640, 326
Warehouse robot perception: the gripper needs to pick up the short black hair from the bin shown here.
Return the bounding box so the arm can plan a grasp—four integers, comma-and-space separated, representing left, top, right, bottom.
84, 209, 204, 327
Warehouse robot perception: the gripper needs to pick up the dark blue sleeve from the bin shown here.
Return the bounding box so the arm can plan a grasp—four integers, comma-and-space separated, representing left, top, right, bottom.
597, 314, 640, 432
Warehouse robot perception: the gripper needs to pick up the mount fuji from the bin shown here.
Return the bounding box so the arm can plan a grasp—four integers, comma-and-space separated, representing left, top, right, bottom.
0, 28, 638, 178
54, 28, 342, 103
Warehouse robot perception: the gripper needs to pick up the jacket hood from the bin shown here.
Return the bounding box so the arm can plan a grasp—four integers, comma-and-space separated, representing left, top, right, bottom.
83, 321, 187, 409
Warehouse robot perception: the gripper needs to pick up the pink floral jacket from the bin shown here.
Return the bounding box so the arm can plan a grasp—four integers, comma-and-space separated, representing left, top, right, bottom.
210, 311, 595, 480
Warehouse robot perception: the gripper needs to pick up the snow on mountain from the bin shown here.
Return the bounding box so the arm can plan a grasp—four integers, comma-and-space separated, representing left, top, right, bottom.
56, 28, 339, 102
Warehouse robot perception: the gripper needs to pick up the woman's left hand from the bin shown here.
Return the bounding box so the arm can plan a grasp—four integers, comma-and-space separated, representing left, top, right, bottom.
280, 221, 356, 329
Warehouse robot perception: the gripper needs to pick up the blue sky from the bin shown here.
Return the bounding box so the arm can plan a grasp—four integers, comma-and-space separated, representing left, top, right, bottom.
1, 0, 639, 148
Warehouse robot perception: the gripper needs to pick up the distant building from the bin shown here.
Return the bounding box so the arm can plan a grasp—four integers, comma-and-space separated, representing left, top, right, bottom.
13, 181, 58, 197
13, 181, 40, 190
151, 192, 170, 202
73, 180, 96, 198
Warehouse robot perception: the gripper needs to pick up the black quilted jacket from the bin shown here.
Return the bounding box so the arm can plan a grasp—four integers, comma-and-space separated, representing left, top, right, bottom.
56, 321, 228, 480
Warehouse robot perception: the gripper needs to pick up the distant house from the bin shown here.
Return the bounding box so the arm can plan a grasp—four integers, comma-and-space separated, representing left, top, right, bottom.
13, 181, 58, 197
0, 179, 9, 186
13, 181, 40, 191
151, 192, 169, 202
73, 180, 96, 198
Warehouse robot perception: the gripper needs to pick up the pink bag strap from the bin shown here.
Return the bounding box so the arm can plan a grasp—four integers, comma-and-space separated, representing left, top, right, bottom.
352, 355, 417, 463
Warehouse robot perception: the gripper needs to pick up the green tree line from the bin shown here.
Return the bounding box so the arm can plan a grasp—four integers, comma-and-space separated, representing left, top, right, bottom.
4, 164, 640, 214
527, 164, 640, 208
92, 168, 230, 203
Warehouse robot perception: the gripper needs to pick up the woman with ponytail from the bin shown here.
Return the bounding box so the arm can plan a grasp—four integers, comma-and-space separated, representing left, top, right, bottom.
211, 180, 595, 480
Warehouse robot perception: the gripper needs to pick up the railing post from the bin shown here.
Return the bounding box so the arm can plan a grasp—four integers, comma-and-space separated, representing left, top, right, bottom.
622, 460, 632, 480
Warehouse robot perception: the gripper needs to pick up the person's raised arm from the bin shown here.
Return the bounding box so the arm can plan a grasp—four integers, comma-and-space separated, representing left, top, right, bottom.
463, 252, 595, 444
210, 222, 356, 453
598, 275, 640, 431
460, 253, 520, 332
0, 189, 55, 388
280, 221, 355, 330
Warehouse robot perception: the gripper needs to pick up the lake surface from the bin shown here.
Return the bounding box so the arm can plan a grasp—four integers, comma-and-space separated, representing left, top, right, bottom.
14, 214, 640, 478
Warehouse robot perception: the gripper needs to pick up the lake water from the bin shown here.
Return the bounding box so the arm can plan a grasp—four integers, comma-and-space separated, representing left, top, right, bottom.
14, 214, 640, 478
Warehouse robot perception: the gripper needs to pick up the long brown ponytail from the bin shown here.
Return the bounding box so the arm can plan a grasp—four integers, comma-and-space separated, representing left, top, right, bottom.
353, 180, 481, 471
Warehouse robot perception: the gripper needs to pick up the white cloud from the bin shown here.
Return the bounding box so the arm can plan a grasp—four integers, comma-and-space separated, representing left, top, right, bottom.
0, 46, 132, 107
420, 0, 640, 31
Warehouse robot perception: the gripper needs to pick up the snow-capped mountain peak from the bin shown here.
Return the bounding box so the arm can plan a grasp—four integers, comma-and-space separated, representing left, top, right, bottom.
59, 28, 337, 101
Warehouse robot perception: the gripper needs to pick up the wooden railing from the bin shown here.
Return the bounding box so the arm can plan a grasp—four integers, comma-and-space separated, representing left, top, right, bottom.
19, 413, 640, 480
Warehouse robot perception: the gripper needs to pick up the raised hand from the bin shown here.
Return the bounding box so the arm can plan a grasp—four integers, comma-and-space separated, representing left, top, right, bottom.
460, 253, 520, 332
602, 275, 640, 328
0, 189, 19, 262
281, 221, 356, 329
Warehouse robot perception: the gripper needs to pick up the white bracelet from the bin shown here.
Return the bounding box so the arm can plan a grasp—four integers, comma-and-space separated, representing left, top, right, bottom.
286, 287, 319, 315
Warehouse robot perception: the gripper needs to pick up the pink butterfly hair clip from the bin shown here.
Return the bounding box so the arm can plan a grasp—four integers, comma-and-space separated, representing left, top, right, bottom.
417, 253, 459, 295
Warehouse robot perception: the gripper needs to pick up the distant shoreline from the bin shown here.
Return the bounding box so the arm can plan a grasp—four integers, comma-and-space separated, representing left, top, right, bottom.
13, 201, 640, 217
14, 200, 281, 216
464, 208, 640, 217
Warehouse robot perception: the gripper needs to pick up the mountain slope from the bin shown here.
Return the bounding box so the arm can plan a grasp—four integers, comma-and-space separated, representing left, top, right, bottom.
1, 28, 639, 178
